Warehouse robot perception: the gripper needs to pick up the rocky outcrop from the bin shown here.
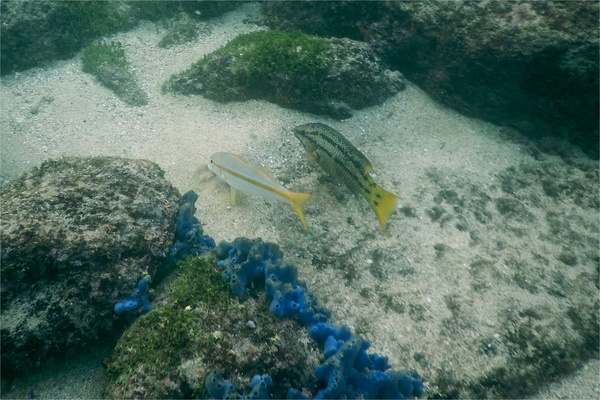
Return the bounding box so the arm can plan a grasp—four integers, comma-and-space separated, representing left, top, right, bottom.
0, 157, 180, 378
163, 30, 405, 118
263, 1, 599, 157
0, 0, 239, 76
104, 256, 322, 399
0, 1, 136, 75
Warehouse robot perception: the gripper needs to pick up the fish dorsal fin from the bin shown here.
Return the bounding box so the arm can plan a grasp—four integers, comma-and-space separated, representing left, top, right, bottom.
231, 154, 277, 180
234, 154, 249, 163
258, 166, 278, 180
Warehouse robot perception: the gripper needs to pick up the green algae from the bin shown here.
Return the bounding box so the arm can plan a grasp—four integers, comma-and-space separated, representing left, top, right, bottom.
163, 28, 405, 118
163, 29, 331, 97
225, 29, 330, 81
82, 41, 128, 76
104, 255, 233, 398
104, 255, 321, 399
82, 41, 148, 106
158, 13, 212, 49
166, 255, 232, 309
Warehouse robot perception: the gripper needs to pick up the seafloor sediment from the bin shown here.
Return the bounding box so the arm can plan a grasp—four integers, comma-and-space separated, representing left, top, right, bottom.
1, 3, 597, 399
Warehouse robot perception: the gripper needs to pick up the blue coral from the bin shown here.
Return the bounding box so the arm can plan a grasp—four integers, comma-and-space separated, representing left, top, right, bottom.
114, 277, 151, 314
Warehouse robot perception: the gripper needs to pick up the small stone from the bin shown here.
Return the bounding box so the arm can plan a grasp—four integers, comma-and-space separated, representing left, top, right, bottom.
558, 252, 577, 266
246, 320, 257, 329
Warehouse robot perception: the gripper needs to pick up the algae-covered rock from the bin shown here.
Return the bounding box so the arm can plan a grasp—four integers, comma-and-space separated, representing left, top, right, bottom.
0, 0, 240, 76
263, 2, 599, 158
0, 1, 137, 76
163, 30, 405, 118
82, 41, 148, 106
0, 157, 180, 378
104, 256, 322, 399
158, 13, 213, 49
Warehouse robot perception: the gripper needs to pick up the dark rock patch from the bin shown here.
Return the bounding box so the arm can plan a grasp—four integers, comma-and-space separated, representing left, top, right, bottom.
0, 1, 137, 75
158, 13, 213, 49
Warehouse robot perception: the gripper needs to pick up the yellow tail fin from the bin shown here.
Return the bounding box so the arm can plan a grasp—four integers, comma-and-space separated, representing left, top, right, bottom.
285, 191, 311, 228
371, 187, 400, 232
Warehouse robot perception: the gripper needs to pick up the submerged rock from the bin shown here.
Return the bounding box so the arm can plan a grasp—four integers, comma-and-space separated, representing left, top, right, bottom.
82, 41, 148, 106
158, 13, 213, 49
104, 256, 322, 399
0, 157, 180, 378
163, 30, 405, 118
0, 1, 137, 76
0, 0, 240, 76
263, 1, 599, 157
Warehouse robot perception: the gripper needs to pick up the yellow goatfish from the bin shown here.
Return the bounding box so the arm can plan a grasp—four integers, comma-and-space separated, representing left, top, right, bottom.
208, 152, 311, 228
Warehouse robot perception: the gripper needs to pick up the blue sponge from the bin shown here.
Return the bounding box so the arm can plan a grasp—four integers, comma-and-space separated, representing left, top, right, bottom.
286, 388, 309, 399
214, 237, 424, 399
323, 335, 345, 358
247, 374, 273, 399
167, 191, 424, 399
205, 371, 236, 399
114, 278, 151, 315
314, 369, 345, 399
308, 322, 351, 344
168, 190, 215, 261
311, 335, 423, 399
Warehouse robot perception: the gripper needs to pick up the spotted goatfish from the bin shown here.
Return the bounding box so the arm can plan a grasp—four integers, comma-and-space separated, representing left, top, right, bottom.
293, 123, 400, 231
208, 152, 311, 227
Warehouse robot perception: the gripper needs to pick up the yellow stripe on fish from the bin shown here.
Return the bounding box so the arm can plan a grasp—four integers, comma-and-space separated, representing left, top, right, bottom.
293, 123, 400, 232
208, 152, 311, 228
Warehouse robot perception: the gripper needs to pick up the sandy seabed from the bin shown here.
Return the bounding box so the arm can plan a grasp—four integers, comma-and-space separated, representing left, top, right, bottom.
1, 3, 598, 399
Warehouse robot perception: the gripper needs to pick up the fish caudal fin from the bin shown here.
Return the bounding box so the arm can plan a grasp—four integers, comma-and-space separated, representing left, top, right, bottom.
285, 191, 311, 228
371, 186, 400, 232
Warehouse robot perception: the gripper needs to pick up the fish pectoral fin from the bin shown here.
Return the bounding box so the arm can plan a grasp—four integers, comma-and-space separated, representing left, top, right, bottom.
229, 187, 237, 205
303, 151, 319, 162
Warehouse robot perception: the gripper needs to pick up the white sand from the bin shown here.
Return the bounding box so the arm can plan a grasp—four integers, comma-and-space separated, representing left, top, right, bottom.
1, 3, 597, 399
